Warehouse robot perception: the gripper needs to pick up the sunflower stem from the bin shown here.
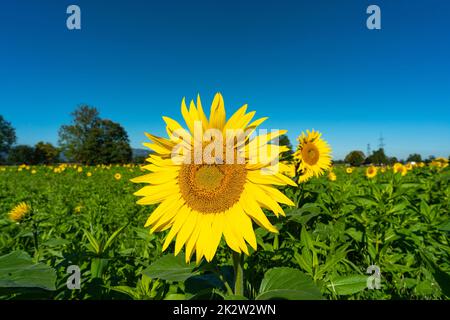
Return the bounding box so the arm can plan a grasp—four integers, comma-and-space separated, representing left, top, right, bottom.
232, 252, 244, 296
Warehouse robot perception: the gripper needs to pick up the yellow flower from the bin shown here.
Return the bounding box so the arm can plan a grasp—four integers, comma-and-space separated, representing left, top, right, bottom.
431, 157, 449, 168
380, 167, 386, 173
74, 205, 83, 213
346, 167, 353, 174
400, 165, 408, 176
77, 167, 83, 173
31, 170, 37, 174
393, 163, 404, 173
418, 162, 425, 168
366, 166, 377, 179
328, 171, 337, 181
18, 167, 23, 172
294, 129, 332, 183
87, 172, 92, 177
114, 173, 122, 180
9, 202, 31, 222
132, 93, 296, 264
280, 161, 296, 178
405, 163, 413, 171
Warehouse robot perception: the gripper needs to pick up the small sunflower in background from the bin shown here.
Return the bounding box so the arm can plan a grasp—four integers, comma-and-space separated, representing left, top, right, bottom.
380, 167, 386, 173
77, 167, 83, 173
328, 171, 337, 181
405, 163, 413, 171
87, 172, 92, 177
9, 202, 31, 223
400, 165, 408, 176
132, 93, 296, 264
431, 157, 449, 168
366, 166, 377, 179
294, 129, 332, 183
393, 163, 408, 176
114, 173, 122, 180
346, 167, 353, 174
280, 161, 296, 178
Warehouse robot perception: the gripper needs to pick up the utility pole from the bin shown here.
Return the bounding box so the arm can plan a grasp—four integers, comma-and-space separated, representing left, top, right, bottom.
367, 143, 371, 157
379, 133, 385, 150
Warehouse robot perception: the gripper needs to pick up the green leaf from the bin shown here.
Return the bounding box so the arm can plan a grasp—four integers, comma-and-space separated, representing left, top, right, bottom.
103, 224, 128, 252
0, 251, 56, 291
142, 254, 199, 282
419, 251, 450, 297
224, 294, 248, 300
286, 203, 321, 224
83, 229, 100, 255
437, 220, 450, 232
300, 226, 315, 252
352, 195, 378, 207
256, 267, 322, 300
90, 258, 109, 279
327, 275, 367, 295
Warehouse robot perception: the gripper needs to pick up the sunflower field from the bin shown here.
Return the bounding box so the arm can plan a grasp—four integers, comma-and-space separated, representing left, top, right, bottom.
0, 95, 449, 301
0, 160, 449, 300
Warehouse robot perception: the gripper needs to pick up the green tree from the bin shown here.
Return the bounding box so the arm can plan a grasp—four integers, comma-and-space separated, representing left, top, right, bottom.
367, 148, 388, 165
406, 153, 422, 163
388, 156, 398, 165
279, 134, 294, 161
344, 150, 365, 166
0, 115, 16, 160
7, 145, 35, 164
34, 142, 60, 164
58, 105, 132, 164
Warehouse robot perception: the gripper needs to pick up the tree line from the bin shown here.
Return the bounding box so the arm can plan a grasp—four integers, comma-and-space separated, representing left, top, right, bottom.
0, 106, 447, 165
0, 105, 133, 165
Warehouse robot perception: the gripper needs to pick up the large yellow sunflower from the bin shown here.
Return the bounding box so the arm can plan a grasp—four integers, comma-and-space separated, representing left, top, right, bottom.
132, 93, 296, 264
294, 130, 332, 182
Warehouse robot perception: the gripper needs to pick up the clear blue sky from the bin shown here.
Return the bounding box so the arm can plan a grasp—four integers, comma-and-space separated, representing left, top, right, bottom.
1, 0, 449, 160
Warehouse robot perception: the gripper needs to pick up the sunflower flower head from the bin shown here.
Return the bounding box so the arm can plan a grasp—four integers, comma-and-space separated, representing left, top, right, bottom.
366, 166, 377, 179
431, 157, 449, 169
346, 167, 353, 174
328, 171, 337, 181
132, 93, 296, 264
9, 202, 31, 223
114, 173, 122, 180
294, 129, 332, 183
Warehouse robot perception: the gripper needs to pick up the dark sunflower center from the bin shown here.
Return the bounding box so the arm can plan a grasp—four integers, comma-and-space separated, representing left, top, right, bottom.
302, 143, 320, 166
179, 164, 247, 214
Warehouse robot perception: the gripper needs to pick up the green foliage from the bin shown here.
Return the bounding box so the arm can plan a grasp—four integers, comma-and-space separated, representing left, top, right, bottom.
0, 164, 448, 300
279, 134, 294, 161
256, 267, 322, 300
0, 115, 16, 156
0, 251, 56, 291
7, 145, 35, 164
367, 148, 388, 165
34, 142, 60, 164
407, 153, 423, 163
58, 105, 132, 164
344, 150, 365, 166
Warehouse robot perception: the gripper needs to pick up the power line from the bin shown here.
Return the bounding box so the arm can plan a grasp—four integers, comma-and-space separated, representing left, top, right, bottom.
379, 133, 385, 150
